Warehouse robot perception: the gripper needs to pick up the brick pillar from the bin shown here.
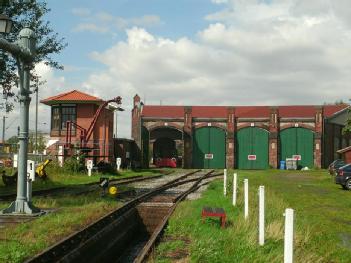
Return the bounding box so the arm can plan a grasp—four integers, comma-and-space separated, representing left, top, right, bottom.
226, 107, 235, 169
131, 94, 141, 146
131, 94, 142, 166
269, 107, 279, 168
183, 106, 192, 168
149, 140, 154, 166
314, 106, 323, 168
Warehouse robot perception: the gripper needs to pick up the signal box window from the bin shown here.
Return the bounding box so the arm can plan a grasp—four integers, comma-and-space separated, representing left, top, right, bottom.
51, 104, 76, 136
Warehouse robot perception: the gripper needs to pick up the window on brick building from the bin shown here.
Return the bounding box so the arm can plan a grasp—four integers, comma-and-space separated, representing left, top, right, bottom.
61, 106, 76, 129
52, 107, 60, 130
51, 104, 76, 135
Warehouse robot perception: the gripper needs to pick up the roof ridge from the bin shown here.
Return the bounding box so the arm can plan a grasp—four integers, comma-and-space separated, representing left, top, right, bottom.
40, 89, 103, 104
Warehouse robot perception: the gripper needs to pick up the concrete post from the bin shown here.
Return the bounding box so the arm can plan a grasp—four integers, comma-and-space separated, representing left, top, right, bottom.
244, 179, 248, 219
284, 208, 294, 263
223, 169, 227, 196
232, 173, 237, 206
258, 186, 265, 245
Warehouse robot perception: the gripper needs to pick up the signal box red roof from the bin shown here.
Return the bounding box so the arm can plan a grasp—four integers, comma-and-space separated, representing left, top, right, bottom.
41, 90, 103, 105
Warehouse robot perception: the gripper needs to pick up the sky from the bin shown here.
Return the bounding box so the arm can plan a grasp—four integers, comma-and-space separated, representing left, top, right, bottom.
2, 0, 351, 139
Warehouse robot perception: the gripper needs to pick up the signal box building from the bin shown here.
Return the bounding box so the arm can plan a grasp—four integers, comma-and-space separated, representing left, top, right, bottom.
131, 94, 350, 169
41, 90, 115, 163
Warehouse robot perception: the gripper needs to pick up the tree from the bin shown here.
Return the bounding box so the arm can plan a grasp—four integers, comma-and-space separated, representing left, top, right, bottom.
342, 106, 351, 136
0, 0, 67, 112
28, 131, 47, 153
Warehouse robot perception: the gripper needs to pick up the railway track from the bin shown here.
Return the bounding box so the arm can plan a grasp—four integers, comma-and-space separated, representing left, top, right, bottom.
0, 171, 172, 201
26, 169, 222, 263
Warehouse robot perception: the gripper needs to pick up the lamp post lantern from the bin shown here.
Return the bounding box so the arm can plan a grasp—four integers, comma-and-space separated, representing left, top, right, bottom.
0, 24, 42, 214
0, 14, 12, 33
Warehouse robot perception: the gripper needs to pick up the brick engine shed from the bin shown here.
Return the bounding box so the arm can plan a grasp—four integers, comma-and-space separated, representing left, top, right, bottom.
41, 90, 115, 163
131, 94, 350, 169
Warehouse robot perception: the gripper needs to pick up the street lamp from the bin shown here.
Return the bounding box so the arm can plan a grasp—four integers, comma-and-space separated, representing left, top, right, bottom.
0, 14, 12, 33
0, 17, 42, 215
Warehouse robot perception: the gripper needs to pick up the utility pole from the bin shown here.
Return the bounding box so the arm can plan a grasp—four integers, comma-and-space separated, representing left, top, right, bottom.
2, 115, 5, 146
34, 86, 38, 157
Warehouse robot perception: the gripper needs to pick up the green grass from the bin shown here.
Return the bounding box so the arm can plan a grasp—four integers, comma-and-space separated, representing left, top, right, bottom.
0, 167, 171, 262
154, 169, 351, 263
0, 192, 122, 263
0, 165, 166, 195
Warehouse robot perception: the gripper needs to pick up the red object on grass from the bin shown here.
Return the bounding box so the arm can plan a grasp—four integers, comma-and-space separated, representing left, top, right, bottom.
155, 158, 177, 168
201, 207, 226, 228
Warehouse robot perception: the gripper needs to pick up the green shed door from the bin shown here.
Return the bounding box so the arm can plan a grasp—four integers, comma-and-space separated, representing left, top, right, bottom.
141, 126, 149, 168
279, 127, 314, 168
192, 127, 226, 169
236, 127, 269, 169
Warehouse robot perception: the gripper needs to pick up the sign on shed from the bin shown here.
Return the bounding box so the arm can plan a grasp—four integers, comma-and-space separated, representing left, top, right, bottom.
248, 155, 257, 160
205, 153, 214, 159
293, 155, 301, 161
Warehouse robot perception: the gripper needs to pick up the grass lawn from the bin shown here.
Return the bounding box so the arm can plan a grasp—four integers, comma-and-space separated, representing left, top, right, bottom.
154, 169, 351, 263
0, 166, 167, 195
0, 167, 175, 262
0, 192, 122, 263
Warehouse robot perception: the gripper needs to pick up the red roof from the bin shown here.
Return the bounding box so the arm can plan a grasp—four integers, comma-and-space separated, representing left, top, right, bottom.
141, 104, 348, 118
192, 106, 228, 118
323, 105, 348, 117
41, 90, 103, 105
235, 106, 271, 118
142, 106, 184, 118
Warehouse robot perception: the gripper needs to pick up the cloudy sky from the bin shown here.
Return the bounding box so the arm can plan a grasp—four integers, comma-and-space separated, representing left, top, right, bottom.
2, 0, 351, 139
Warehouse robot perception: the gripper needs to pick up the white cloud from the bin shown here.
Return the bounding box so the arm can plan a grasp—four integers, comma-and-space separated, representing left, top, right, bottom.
72, 11, 162, 34
71, 8, 91, 17
211, 0, 228, 4
79, 1, 351, 138
72, 23, 110, 34
4, 62, 68, 139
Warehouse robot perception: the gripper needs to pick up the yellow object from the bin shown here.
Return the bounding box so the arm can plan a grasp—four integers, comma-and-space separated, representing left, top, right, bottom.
109, 186, 118, 195
35, 159, 52, 178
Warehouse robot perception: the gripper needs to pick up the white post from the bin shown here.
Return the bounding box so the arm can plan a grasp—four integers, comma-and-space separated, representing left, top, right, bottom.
284, 208, 294, 263
244, 179, 248, 219
258, 186, 265, 245
13, 154, 18, 168
224, 169, 227, 196
232, 173, 237, 206
87, 160, 93, 177
116, 157, 121, 171
26, 160, 35, 202
58, 145, 63, 167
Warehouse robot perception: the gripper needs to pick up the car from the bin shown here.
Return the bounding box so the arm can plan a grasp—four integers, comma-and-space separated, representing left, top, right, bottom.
328, 159, 346, 175
335, 164, 351, 190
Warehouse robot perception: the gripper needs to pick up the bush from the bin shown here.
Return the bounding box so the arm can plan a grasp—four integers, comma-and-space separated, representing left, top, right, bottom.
63, 156, 85, 174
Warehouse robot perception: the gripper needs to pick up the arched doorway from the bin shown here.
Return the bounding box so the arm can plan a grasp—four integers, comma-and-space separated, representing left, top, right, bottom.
279, 127, 314, 169
192, 126, 226, 168
150, 127, 183, 167
236, 127, 269, 169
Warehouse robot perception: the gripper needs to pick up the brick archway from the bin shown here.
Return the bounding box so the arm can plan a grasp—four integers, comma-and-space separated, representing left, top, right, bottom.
236, 123, 269, 132
280, 123, 315, 132
194, 123, 226, 131
146, 122, 184, 133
